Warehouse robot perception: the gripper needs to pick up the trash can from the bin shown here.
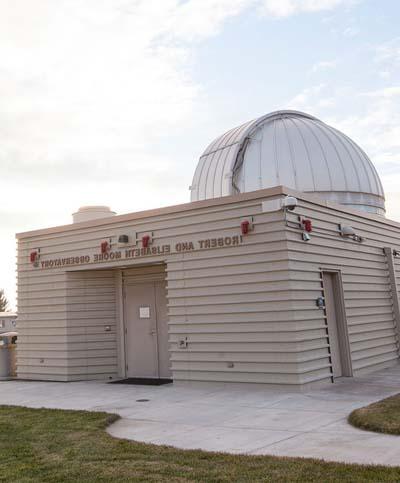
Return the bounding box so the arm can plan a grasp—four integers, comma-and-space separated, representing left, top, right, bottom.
0, 331, 17, 380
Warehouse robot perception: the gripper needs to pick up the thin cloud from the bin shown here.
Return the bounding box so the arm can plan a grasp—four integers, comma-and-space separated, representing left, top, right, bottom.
359, 86, 400, 98
375, 37, 400, 65
259, 0, 361, 17
310, 60, 338, 73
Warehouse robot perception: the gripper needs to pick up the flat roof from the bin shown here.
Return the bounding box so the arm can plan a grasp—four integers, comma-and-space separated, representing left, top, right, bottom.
16, 185, 400, 239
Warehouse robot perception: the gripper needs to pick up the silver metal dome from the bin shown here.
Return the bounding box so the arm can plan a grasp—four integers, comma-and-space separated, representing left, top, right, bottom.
190, 110, 385, 215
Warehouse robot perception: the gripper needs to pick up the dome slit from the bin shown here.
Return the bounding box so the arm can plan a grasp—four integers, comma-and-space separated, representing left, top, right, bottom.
208, 146, 225, 199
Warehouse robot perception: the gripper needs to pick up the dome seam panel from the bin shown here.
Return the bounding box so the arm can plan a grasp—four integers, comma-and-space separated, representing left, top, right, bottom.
322, 123, 364, 192
282, 117, 299, 190
296, 117, 335, 191
209, 145, 225, 199
287, 117, 317, 191
307, 119, 348, 191
273, 119, 279, 186
336, 129, 383, 197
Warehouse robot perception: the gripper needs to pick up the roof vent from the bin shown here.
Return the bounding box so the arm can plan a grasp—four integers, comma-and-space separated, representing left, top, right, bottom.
72, 206, 116, 224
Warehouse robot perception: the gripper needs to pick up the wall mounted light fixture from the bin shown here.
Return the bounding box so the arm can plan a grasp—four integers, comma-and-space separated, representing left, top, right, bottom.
116, 231, 137, 246
118, 234, 129, 244
339, 224, 363, 242
101, 240, 110, 253
30, 249, 40, 263
282, 196, 298, 211
142, 233, 153, 248
240, 217, 253, 235
299, 217, 313, 233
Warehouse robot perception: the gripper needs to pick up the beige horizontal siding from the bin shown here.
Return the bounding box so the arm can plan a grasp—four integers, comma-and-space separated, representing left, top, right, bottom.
65, 270, 117, 380
286, 197, 400, 378
16, 187, 400, 384
18, 195, 300, 384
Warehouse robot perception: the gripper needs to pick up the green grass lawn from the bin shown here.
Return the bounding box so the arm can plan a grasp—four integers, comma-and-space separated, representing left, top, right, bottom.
1, 406, 400, 482
349, 393, 400, 436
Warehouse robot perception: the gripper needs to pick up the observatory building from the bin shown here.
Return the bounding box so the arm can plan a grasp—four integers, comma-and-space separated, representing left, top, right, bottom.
16, 110, 400, 386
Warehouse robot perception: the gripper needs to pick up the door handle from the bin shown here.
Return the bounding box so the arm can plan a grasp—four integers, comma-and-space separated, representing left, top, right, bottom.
150, 329, 156, 335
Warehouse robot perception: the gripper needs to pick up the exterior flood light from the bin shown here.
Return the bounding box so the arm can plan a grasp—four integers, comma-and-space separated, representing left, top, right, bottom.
117, 232, 137, 246
282, 196, 298, 211
118, 234, 129, 244
339, 224, 356, 237
339, 224, 363, 242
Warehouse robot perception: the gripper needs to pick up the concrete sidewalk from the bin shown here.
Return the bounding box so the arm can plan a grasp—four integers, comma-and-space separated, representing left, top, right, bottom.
0, 364, 399, 466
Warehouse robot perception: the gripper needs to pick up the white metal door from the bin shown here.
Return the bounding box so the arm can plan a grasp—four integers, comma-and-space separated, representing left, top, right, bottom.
124, 281, 170, 379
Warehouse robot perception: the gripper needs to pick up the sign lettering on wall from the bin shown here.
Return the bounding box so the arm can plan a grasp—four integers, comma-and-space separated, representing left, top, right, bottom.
38, 235, 243, 269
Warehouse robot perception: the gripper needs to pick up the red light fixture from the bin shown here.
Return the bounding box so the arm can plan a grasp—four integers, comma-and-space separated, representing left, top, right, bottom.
240, 220, 251, 235
101, 241, 109, 254
302, 219, 312, 233
142, 235, 151, 248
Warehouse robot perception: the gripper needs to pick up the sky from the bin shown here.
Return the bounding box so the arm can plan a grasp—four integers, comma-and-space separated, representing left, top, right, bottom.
1, 0, 400, 309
